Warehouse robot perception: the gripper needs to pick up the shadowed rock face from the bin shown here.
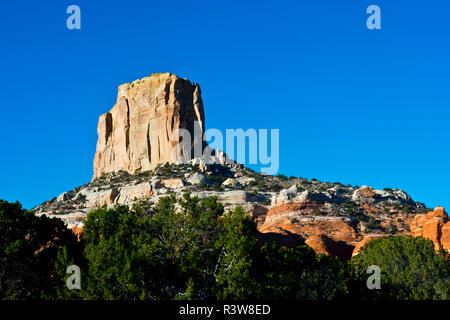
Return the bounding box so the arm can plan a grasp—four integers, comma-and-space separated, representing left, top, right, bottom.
93, 72, 205, 180
305, 234, 355, 260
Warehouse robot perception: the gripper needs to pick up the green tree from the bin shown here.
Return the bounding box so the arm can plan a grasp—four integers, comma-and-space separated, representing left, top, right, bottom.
80, 194, 355, 300
352, 235, 450, 299
82, 204, 164, 299
81, 193, 228, 300
0, 199, 80, 299
152, 193, 226, 299
214, 206, 260, 299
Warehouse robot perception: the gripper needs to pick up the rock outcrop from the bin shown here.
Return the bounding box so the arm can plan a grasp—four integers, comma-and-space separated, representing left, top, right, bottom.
351, 206, 450, 256
305, 234, 355, 260
410, 206, 450, 252
93, 73, 206, 180
352, 234, 385, 257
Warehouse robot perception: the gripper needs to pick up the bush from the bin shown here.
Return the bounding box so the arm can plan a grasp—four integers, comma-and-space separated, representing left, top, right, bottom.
0, 199, 81, 299
353, 236, 450, 299
365, 217, 383, 231
2, 197, 449, 301
269, 184, 282, 192
78, 194, 352, 300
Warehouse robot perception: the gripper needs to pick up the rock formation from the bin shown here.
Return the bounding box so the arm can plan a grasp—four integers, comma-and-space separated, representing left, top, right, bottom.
305, 234, 355, 260
410, 206, 450, 252
351, 206, 450, 256
32, 73, 448, 259
93, 72, 206, 180
352, 234, 385, 257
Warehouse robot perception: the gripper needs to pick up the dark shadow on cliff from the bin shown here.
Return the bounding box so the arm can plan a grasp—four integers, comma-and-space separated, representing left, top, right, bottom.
257, 229, 306, 248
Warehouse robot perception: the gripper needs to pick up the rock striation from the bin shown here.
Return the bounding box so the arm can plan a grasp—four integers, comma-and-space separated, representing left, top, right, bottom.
93, 73, 206, 180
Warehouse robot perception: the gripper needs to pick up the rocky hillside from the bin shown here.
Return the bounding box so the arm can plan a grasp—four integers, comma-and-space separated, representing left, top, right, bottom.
33, 158, 445, 259
32, 72, 450, 260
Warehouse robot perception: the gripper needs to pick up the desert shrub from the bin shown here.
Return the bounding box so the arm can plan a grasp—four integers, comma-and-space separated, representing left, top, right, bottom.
269, 184, 283, 192
387, 225, 398, 234
365, 217, 383, 231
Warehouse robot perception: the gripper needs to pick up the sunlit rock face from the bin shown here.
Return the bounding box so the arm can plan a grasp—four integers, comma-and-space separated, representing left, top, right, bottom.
410, 206, 450, 252
93, 72, 205, 180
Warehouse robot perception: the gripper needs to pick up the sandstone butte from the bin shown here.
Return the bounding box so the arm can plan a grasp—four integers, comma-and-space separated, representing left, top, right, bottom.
34, 73, 450, 260
93, 72, 206, 180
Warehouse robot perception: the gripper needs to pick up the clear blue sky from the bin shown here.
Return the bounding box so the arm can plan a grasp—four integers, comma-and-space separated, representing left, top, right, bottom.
0, 0, 449, 210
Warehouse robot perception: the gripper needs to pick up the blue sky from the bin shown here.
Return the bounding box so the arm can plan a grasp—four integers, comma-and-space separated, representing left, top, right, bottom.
0, 0, 449, 210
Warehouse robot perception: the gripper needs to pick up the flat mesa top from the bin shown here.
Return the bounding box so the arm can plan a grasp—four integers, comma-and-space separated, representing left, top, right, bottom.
117, 72, 196, 99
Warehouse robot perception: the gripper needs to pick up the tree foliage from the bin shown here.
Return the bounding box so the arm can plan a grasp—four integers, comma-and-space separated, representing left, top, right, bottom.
1, 197, 449, 300
353, 235, 450, 299
0, 199, 81, 299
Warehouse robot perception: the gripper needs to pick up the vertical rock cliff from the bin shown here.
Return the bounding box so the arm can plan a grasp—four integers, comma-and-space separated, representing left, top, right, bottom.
93, 73, 205, 180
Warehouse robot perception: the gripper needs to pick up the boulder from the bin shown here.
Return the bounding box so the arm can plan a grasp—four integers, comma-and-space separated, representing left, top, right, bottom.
116, 182, 152, 204
236, 176, 256, 186
222, 178, 240, 188
161, 178, 185, 189
188, 173, 206, 185
351, 186, 374, 201
271, 188, 308, 206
